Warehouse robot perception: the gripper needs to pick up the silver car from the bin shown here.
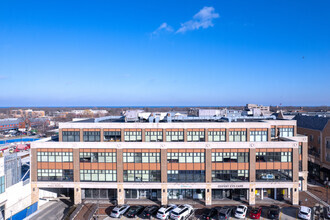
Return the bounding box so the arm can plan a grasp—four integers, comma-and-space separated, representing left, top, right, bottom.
157, 204, 177, 219
110, 205, 130, 218
170, 204, 193, 220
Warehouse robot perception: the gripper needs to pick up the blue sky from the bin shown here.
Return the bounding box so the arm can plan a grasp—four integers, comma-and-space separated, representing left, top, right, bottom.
0, 0, 329, 107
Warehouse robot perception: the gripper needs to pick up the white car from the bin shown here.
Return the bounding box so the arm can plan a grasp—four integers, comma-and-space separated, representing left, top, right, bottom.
234, 205, 248, 219
110, 205, 130, 218
326, 206, 330, 219
157, 204, 177, 219
170, 204, 193, 220
298, 206, 311, 220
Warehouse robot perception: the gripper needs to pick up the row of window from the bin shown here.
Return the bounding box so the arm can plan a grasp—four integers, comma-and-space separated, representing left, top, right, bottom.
167, 152, 205, 163
167, 170, 205, 182
212, 170, 249, 182
37, 152, 73, 162
211, 152, 249, 163
256, 169, 292, 181
37, 169, 73, 181
80, 170, 117, 182
63, 129, 293, 142
0, 176, 4, 194
123, 170, 161, 182
123, 153, 160, 163
79, 152, 116, 163
256, 152, 292, 162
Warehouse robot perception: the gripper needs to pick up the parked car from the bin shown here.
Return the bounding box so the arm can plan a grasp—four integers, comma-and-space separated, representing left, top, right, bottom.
200, 208, 218, 220
126, 205, 145, 218
217, 207, 232, 219
298, 206, 312, 220
170, 204, 194, 220
234, 205, 248, 219
326, 206, 330, 219
157, 204, 177, 220
267, 205, 280, 220
141, 205, 159, 218
249, 207, 262, 219
110, 205, 130, 218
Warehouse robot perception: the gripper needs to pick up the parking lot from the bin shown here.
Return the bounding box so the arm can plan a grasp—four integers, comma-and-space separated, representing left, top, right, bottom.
102, 205, 303, 220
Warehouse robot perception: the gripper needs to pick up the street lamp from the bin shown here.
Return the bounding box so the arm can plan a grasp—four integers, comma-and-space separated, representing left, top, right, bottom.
324, 177, 330, 204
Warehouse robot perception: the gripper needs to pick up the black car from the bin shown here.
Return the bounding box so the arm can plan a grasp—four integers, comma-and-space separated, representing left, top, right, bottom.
217, 207, 232, 219
267, 205, 280, 220
141, 205, 159, 218
126, 205, 145, 218
200, 208, 218, 220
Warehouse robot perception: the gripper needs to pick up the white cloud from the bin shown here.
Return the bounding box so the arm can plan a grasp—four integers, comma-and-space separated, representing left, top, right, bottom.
152, 22, 173, 35
176, 6, 219, 33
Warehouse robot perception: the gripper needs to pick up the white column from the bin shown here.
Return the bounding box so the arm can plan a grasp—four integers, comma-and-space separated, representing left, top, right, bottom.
261, 188, 264, 200
274, 188, 277, 200
288, 188, 291, 198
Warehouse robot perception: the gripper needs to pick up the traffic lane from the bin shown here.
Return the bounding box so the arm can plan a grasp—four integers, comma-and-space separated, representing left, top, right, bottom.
31, 200, 71, 220
280, 207, 299, 220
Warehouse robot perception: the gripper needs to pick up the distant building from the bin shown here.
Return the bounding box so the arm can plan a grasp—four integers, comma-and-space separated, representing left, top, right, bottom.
294, 114, 330, 182
10, 109, 45, 118
245, 104, 272, 116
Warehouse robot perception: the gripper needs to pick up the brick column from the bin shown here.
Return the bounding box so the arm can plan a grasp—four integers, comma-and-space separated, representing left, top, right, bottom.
184, 129, 187, 142
205, 148, 212, 183
246, 129, 250, 142
30, 148, 37, 182
291, 183, 299, 205
161, 149, 168, 183
80, 129, 84, 142
161, 185, 168, 205
267, 128, 271, 141
302, 142, 308, 172
74, 185, 82, 204
205, 129, 208, 142
121, 129, 124, 142
73, 149, 80, 182
31, 183, 39, 204
59, 129, 62, 142
117, 149, 124, 183
249, 148, 256, 182
163, 129, 166, 142
292, 147, 299, 182
294, 126, 297, 136
249, 184, 256, 205
142, 129, 145, 142
205, 184, 212, 206
117, 184, 125, 205
100, 129, 104, 142
225, 129, 229, 142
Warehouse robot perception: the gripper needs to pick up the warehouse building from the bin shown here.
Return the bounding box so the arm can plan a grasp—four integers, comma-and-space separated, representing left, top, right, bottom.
30, 113, 308, 206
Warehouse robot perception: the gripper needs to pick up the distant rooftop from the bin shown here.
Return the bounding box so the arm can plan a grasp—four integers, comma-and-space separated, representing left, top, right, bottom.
294, 114, 330, 131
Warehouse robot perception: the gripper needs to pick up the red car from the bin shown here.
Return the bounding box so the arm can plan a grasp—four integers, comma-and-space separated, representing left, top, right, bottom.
249, 207, 262, 219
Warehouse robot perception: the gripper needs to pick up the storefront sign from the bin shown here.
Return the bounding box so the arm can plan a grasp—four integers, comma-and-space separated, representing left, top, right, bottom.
217, 184, 245, 188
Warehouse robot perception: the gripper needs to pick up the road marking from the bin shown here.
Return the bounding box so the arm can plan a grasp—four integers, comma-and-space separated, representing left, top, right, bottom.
279, 211, 282, 220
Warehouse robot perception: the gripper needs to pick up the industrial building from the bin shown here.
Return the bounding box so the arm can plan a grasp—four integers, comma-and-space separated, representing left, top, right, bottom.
30, 111, 308, 206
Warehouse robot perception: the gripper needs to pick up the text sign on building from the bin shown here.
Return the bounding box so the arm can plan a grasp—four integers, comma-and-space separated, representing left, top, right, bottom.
217, 184, 245, 188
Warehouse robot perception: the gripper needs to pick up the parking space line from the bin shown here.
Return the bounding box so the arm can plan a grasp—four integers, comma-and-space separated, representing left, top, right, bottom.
279, 211, 282, 220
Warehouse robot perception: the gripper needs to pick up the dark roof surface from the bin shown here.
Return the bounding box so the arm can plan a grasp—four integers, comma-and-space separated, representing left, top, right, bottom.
294, 114, 330, 131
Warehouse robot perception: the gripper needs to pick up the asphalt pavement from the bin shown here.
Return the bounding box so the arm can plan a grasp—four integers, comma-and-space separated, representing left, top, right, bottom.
25, 199, 72, 220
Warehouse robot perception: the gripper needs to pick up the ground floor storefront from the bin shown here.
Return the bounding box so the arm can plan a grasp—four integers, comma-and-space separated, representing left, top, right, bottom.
212, 189, 248, 201
255, 188, 289, 201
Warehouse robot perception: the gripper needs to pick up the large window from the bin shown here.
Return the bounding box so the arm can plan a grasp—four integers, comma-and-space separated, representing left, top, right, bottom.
256, 170, 292, 182
124, 130, 142, 142
104, 130, 121, 142
271, 127, 276, 138
83, 131, 100, 142
80, 152, 116, 163
80, 170, 116, 182
62, 131, 80, 142
256, 152, 292, 162
278, 127, 294, 137
123, 152, 160, 163
208, 130, 226, 142
37, 169, 73, 181
166, 130, 184, 142
187, 129, 205, 142
145, 129, 163, 142
167, 152, 205, 163
84, 189, 117, 199
250, 129, 268, 142
212, 170, 249, 182
167, 170, 205, 182
228, 130, 246, 142
212, 152, 249, 163
123, 170, 160, 182
0, 176, 4, 194
37, 151, 73, 162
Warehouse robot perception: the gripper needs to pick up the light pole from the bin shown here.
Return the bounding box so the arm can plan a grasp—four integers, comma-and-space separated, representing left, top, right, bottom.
324, 177, 330, 204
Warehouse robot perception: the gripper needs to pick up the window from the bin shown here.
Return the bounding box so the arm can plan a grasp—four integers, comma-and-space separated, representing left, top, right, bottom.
212, 152, 249, 163
167, 152, 205, 163
37, 151, 73, 162
271, 127, 276, 138
309, 135, 314, 142
123, 152, 160, 163
123, 170, 160, 182
80, 170, 116, 182
145, 130, 163, 142
187, 130, 205, 142
80, 152, 116, 163
228, 130, 246, 142
166, 130, 184, 142
278, 127, 294, 137
256, 169, 292, 181
212, 170, 249, 182
167, 170, 205, 182
104, 131, 121, 142
62, 131, 80, 142
0, 176, 5, 194
208, 130, 226, 142
256, 151, 291, 162
37, 169, 73, 181
124, 130, 142, 142
83, 131, 100, 142
326, 140, 330, 149
250, 130, 268, 142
